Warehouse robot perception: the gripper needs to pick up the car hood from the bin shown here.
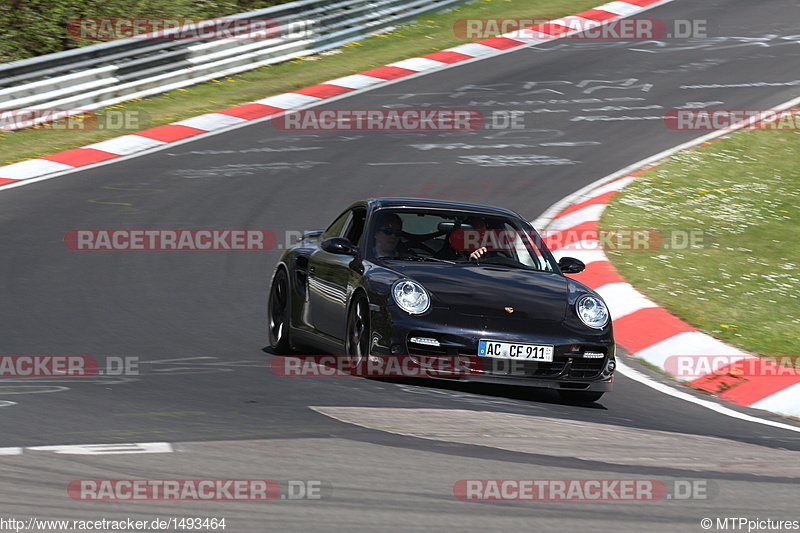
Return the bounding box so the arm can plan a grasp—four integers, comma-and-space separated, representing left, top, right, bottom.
385, 262, 568, 322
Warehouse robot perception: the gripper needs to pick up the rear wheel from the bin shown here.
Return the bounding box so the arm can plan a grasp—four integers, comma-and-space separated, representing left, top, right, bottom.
345, 294, 370, 372
268, 269, 291, 354
557, 390, 604, 403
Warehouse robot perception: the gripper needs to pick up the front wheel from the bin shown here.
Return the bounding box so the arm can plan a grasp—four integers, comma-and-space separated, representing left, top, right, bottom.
268, 269, 291, 354
557, 390, 604, 403
345, 294, 370, 372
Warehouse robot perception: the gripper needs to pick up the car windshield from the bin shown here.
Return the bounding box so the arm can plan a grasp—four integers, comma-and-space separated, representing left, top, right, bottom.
367, 208, 557, 272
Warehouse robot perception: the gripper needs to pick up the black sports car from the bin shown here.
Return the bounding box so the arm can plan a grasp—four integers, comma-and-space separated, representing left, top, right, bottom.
268, 198, 615, 402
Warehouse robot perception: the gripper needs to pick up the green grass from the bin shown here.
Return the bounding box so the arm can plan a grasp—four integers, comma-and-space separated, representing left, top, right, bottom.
0, 0, 600, 165
601, 129, 800, 357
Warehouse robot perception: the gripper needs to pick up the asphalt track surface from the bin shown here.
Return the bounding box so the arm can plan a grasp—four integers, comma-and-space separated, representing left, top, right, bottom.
1, 0, 800, 531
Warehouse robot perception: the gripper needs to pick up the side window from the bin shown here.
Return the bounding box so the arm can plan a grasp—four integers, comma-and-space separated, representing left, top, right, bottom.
342, 209, 367, 246
322, 210, 352, 239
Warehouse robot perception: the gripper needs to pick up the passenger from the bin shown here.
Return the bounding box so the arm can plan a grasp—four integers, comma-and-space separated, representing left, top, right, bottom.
464, 216, 489, 260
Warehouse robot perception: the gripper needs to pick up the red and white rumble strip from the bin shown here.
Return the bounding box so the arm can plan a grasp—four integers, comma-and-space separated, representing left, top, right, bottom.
0, 0, 672, 185
541, 172, 800, 418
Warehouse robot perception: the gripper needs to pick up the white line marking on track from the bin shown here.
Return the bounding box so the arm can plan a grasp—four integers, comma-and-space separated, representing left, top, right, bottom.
616, 359, 800, 433
26, 442, 174, 455
146, 356, 217, 363
0, 385, 70, 394
0, 442, 175, 457
366, 161, 441, 165
0, 447, 23, 455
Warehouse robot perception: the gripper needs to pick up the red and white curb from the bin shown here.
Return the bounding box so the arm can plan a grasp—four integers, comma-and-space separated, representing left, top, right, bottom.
0, 0, 673, 186
539, 172, 800, 419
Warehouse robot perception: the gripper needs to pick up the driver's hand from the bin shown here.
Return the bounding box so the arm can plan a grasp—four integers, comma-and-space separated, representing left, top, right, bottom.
469, 247, 487, 260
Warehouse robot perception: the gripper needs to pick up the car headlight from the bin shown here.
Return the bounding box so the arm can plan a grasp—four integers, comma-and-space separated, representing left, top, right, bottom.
576, 295, 610, 329
392, 280, 430, 315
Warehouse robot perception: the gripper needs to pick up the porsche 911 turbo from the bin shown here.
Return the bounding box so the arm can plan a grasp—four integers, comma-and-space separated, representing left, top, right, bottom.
268, 197, 615, 402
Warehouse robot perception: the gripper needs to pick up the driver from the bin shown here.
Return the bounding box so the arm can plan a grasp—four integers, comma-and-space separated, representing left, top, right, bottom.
373, 212, 411, 258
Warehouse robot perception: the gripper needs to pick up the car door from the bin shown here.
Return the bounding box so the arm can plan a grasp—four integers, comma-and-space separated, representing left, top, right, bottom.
308, 208, 366, 340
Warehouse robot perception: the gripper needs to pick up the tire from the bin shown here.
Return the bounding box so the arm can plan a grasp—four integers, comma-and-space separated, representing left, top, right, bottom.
345, 294, 370, 372
268, 268, 292, 354
557, 390, 604, 403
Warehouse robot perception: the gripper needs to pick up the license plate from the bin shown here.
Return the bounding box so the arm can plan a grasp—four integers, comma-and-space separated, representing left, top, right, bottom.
478, 340, 554, 362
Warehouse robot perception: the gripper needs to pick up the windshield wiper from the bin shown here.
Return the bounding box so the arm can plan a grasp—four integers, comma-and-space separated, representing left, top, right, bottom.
474, 257, 542, 270
388, 256, 456, 264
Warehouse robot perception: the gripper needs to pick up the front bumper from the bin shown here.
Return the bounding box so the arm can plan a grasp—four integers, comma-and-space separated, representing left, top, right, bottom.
369, 305, 616, 392
425, 368, 614, 392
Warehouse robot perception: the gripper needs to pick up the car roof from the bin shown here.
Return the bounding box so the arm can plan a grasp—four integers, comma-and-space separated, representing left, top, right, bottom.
354, 197, 524, 219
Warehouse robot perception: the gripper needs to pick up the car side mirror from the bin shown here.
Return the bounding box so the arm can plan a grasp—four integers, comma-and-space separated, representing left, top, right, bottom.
558, 256, 586, 274
321, 237, 358, 256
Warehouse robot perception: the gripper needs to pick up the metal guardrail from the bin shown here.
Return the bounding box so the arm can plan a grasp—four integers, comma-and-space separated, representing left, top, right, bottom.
0, 0, 466, 130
